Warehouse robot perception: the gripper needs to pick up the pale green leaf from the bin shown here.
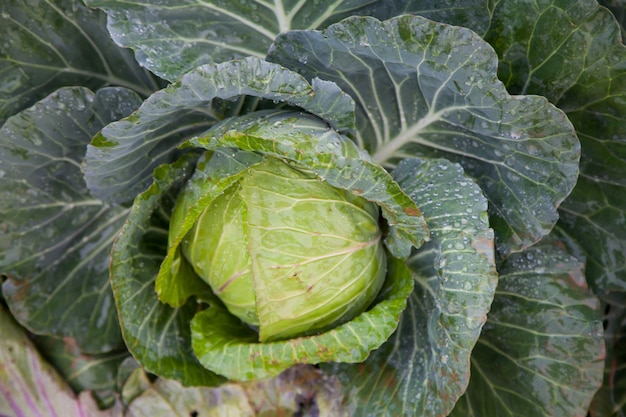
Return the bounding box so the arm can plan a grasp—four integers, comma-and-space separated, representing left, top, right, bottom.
156, 148, 263, 307
188, 109, 428, 259
191, 256, 413, 381
110, 154, 225, 386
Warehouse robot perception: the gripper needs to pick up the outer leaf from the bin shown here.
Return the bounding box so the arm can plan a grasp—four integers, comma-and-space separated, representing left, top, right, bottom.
268, 15, 580, 257
485, 0, 626, 294
451, 239, 605, 417
125, 377, 254, 417
320, 157, 497, 417
110, 154, 225, 386
0, 0, 158, 125
0, 86, 141, 353
191, 256, 413, 381
156, 148, 263, 307
600, 0, 626, 40
0, 306, 115, 417
589, 293, 626, 417
239, 365, 348, 416
35, 336, 129, 409
84, 0, 493, 82
188, 109, 428, 259
125, 365, 349, 416
84, 56, 355, 204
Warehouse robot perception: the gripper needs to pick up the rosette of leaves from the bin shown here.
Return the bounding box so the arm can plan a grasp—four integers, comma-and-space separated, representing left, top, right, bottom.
99, 57, 430, 382
2, 2, 608, 414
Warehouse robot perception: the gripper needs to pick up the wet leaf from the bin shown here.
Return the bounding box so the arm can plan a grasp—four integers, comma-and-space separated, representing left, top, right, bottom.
0, 86, 142, 353
0, 0, 158, 125
110, 154, 225, 386
84, 0, 492, 82
321, 157, 497, 416
268, 14, 580, 256
187, 109, 428, 259
191, 256, 412, 381
84, 57, 355, 205
485, 0, 626, 294
451, 239, 605, 417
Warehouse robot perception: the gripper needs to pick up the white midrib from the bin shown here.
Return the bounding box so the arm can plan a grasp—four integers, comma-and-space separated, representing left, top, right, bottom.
273, 0, 291, 33
372, 105, 469, 165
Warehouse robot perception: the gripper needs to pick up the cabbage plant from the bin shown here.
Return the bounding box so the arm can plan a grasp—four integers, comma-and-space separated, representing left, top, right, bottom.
0, 0, 623, 416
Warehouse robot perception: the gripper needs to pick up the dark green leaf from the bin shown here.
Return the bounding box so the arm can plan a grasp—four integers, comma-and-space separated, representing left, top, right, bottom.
589, 292, 626, 417
268, 15, 580, 257
557, 178, 626, 294
451, 239, 605, 417
485, 0, 626, 294
84, 0, 492, 82
322, 157, 497, 416
599, 0, 626, 41
110, 154, 225, 386
0, 87, 141, 353
35, 336, 129, 409
0, 0, 158, 125
84, 57, 355, 205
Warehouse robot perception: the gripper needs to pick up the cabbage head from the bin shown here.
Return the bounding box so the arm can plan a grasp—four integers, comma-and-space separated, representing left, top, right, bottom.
176, 157, 386, 342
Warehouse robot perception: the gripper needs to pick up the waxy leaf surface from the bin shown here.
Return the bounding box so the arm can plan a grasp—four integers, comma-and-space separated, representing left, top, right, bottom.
85, 0, 491, 82
480, 2, 626, 414
0, 0, 158, 125
191, 256, 412, 381
450, 239, 605, 417
321, 157, 497, 416
188, 109, 428, 258
268, 15, 580, 256
154, 141, 415, 380
485, 0, 626, 296
110, 154, 224, 386
0, 87, 141, 353
84, 57, 355, 205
